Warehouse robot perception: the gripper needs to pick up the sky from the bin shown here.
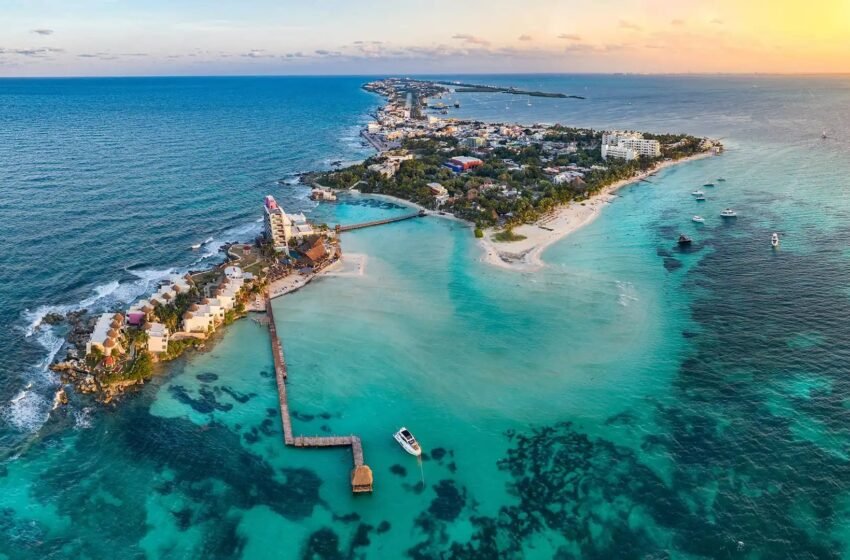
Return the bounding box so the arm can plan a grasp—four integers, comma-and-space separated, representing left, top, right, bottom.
1, 0, 849, 76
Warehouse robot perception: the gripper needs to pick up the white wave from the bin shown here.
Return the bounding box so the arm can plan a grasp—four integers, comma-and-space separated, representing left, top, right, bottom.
616, 281, 639, 307
1, 390, 50, 432
74, 407, 94, 430
192, 220, 264, 264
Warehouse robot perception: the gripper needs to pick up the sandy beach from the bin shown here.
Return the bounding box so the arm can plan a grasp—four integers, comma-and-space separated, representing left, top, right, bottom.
478, 151, 717, 272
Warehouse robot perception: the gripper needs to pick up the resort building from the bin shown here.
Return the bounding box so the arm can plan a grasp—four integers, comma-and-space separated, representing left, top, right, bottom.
182, 304, 217, 333
145, 322, 169, 353
86, 312, 125, 356
126, 299, 153, 326
601, 130, 661, 160
310, 187, 337, 201
264, 195, 292, 252
601, 144, 637, 161
427, 182, 449, 205
150, 276, 192, 307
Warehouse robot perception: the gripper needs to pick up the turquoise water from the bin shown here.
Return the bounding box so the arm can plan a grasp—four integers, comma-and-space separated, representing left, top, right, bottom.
2, 75, 850, 558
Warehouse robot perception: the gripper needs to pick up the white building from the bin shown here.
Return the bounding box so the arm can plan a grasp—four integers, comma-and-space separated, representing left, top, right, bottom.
601, 130, 660, 159
87, 312, 124, 356
601, 144, 637, 161
145, 322, 169, 353
264, 195, 293, 252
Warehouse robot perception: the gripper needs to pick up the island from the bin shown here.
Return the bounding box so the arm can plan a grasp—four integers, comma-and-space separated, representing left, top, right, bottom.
317, 78, 722, 270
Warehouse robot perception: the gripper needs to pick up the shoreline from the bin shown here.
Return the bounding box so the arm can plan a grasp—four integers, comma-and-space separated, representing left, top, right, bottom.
477, 151, 717, 272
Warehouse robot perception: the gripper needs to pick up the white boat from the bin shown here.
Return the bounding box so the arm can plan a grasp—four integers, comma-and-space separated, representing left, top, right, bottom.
720, 208, 737, 218
695, 195, 706, 201
822, 130, 828, 139
692, 190, 704, 197
692, 215, 705, 223
771, 232, 780, 247
190, 243, 201, 250
393, 426, 422, 456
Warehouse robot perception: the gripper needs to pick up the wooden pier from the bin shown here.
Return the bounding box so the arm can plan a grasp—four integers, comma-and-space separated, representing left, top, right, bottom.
264, 295, 373, 493
336, 210, 424, 233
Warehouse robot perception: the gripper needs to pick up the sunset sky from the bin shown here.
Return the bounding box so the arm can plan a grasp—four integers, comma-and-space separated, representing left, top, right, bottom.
2, 0, 849, 76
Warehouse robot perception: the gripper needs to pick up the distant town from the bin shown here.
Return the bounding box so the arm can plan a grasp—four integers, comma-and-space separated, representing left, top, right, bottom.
314, 78, 721, 235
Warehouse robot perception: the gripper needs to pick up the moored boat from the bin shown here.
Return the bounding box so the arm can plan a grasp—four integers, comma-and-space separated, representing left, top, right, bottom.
393, 427, 422, 456
720, 208, 737, 218
692, 190, 704, 196
692, 215, 705, 223
771, 232, 780, 247
678, 234, 693, 245
190, 243, 201, 250
695, 194, 706, 201
703, 183, 715, 187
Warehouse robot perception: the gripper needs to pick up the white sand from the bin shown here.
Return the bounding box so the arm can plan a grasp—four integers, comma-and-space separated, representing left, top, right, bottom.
478, 152, 717, 272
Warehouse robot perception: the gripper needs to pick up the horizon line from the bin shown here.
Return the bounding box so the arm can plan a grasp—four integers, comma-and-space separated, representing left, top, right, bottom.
2, 71, 850, 80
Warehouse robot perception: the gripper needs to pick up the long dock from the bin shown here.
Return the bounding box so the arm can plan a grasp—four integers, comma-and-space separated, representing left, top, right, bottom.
337, 210, 424, 232
264, 295, 373, 493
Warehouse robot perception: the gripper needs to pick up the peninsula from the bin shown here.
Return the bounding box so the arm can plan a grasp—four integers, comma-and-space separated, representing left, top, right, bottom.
316, 78, 723, 270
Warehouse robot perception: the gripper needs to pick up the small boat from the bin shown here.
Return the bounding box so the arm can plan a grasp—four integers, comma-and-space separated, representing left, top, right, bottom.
692, 190, 704, 197
720, 208, 737, 218
190, 244, 201, 250
822, 130, 828, 139
393, 426, 422, 456
678, 234, 693, 245
692, 215, 705, 223
454, 101, 460, 108
703, 183, 715, 187
771, 232, 780, 247
717, 177, 726, 182
695, 194, 706, 201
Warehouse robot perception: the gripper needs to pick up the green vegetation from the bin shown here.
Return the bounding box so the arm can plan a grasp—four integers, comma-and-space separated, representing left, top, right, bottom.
474, 227, 484, 239
105, 351, 154, 384
316, 126, 707, 233
492, 229, 527, 243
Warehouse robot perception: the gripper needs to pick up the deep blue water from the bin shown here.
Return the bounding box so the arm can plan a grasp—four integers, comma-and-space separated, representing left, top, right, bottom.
2, 74, 850, 558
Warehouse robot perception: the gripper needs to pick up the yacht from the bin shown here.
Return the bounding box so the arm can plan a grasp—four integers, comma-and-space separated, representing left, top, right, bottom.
393, 427, 422, 456
717, 177, 726, 182
692, 190, 704, 197
703, 183, 715, 187
695, 194, 706, 201
771, 232, 780, 247
678, 234, 693, 246
720, 208, 737, 218
190, 243, 201, 250
692, 215, 705, 223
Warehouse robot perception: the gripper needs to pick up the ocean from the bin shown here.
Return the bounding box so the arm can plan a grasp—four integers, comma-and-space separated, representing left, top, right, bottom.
1, 74, 849, 558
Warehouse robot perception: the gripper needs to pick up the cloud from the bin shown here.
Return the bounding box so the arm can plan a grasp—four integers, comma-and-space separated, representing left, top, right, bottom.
31, 29, 54, 36
242, 49, 275, 58
518, 34, 532, 41
314, 49, 342, 57
619, 20, 642, 31
353, 40, 383, 45
285, 51, 305, 58
564, 42, 627, 54
557, 33, 581, 41
671, 19, 685, 26
10, 47, 63, 57
451, 34, 490, 46
711, 18, 724, 25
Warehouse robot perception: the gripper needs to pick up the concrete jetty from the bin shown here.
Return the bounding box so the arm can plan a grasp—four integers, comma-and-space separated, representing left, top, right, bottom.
264, 294, 373, 493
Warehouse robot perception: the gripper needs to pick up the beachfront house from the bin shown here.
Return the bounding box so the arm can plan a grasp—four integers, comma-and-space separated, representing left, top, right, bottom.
145, 322, 169, 353
86, 312, 125, 357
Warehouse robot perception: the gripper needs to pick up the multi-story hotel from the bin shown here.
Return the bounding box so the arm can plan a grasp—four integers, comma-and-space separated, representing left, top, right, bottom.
601, 130, 661, 160
263, 195, 292, 252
